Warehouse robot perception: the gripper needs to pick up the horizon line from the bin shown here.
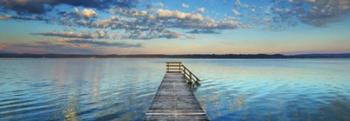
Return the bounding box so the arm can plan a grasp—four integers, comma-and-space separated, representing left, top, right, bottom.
1, 52, 350, 59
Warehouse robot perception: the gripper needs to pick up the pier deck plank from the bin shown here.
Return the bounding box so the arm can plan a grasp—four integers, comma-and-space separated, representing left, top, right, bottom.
145, 73, 209, 121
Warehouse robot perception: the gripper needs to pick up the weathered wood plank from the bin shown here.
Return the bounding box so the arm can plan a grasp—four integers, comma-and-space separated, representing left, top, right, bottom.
145, 73, 209, 121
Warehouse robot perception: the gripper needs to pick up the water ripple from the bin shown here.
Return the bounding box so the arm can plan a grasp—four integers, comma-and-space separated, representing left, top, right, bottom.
1, 59, 350, 121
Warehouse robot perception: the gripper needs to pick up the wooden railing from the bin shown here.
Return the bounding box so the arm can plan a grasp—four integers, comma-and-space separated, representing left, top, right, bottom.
166, 62, 182, 73
166, 62, 200, 84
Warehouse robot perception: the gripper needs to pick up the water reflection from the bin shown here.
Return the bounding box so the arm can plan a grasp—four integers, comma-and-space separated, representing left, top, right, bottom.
235, 95, 245, 110
91, 64, 101, 103
190, 59, 350, 121
0, 58, 164, 121
64, 96, 78, 121
0, 59, 349, 121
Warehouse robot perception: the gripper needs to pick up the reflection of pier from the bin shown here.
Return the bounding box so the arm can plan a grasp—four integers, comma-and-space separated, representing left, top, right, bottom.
145, 62, 209, 121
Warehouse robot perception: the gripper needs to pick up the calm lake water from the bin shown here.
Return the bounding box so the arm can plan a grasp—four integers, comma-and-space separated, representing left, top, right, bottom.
0, 58, 349, 121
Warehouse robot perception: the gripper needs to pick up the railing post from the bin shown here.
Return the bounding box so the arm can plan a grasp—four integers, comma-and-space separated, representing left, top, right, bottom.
189, 71, 192, 83
180, 64, 183, 74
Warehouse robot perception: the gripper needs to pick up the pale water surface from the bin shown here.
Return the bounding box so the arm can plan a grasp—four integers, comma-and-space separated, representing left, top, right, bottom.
0, 58, 349, 121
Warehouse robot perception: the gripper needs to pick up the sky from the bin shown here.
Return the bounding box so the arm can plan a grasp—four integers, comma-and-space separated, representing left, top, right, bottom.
0, 0, 349, 55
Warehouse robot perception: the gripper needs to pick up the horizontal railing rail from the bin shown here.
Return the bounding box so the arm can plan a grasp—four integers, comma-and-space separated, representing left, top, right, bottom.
166, 62, 200, 84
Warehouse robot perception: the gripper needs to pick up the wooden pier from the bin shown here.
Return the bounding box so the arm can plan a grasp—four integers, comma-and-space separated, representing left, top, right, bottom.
145, 62, 209, 121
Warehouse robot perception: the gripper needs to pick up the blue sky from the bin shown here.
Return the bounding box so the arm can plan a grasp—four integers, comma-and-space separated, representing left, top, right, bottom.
0, 0, 349, 54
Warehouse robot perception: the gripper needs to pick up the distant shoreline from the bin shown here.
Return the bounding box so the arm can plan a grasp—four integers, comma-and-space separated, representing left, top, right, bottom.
1, 53, 350, 59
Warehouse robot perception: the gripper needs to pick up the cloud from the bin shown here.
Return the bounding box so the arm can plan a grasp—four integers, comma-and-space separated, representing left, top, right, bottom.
61, 39, 142, 48
2, 0, 348, 40
233, 0, 251, 9
187, 29, 220, 34
0, 38, 142, 54
0, 15, 10, 20
272, 0, 350, 27
1, 1, 243, 40
174, 19, 241, 30
11, 15, 48, 21
0, 41, 96, 54
32, 29, 186, 40
122, 29, 186, 40
232, 9, 241, 16
55, 7, 242, 40
0, 0, 50, 14
75, 8, 98, 18
182, 3, 190, 8
196, 7, 206, 14
0, 0, 138, 14
157, 9, 204, 21
32, 31, 108, 39
146, 2, 164, 9
0, 43, 7, 49
0, 15, 48, 21
30, 31, 142, 47
92, 17, 119, 28
131, 10, 149, 17
28, 38, 141, 49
